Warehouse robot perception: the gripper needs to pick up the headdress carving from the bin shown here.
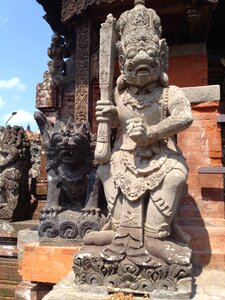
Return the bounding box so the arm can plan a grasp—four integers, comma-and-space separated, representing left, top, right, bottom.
117, 0, 169, 75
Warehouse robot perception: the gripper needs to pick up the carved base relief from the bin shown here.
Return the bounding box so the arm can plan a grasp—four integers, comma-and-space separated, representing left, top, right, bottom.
73, 246, 192, 296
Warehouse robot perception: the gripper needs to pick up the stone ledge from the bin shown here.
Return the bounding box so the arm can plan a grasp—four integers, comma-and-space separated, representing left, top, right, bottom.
0, 220, 38, 239
42, 268, 225, 300
181, 85, 220, 104
42, 271, 191, 300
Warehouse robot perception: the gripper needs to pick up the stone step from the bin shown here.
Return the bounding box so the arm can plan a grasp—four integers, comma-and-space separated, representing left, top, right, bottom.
0, 283, 16, 298
41, 269, 225, 300
0, 258, 22, 284
181, 218, 225, 268
192, 269, 225, 299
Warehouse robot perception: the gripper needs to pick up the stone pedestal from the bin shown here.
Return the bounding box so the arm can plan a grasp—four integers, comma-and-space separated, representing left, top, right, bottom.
73, 246, 192, 299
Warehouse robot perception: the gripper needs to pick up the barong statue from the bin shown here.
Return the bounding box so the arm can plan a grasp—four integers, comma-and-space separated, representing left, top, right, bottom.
74, 0, 193, 296
34, 111, 103, 240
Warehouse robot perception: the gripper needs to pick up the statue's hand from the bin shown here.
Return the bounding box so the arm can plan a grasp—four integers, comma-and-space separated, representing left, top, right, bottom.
146, 126, 158, 144
126, 118, 149, 146
96, 100, 118, 124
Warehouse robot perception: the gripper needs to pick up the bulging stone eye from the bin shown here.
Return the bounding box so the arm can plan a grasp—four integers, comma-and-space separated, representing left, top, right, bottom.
52, 133, 63, 144
146, 48, 155, 57
72, 135, 81, 144
127, 49, 136, 59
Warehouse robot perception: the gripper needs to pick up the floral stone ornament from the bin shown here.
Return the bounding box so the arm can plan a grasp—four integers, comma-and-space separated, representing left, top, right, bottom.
73, 0, 193, 297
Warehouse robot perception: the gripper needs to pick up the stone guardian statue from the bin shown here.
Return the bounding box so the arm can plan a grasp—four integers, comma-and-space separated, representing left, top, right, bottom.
74, 0, 193, 296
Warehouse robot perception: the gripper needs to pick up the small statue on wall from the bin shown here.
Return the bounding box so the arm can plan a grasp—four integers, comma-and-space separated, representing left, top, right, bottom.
34, 111, 103, 241
74, 0, 193, 296
0, 126, 31, 221
47, 33, 68, 85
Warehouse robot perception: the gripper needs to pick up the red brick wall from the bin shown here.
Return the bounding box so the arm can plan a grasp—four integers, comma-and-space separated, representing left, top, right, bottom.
178, 101, 224, 220
19, 243, 80, 284
169, 53, 208, 87
177, 101, 225, 268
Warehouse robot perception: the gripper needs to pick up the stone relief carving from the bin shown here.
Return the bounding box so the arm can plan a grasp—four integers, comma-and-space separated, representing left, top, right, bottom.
34, 111, 103, 240
61, 0, 124, 22
47, 33, 68, 85
74, 0, 193, 296
74, 21, 90, 125
36, 69, 57, 109
61, 0, 218, 23
0, 126, 31, 221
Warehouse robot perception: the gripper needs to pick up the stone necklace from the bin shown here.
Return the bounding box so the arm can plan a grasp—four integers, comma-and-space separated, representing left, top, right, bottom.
120, 86, 164, 109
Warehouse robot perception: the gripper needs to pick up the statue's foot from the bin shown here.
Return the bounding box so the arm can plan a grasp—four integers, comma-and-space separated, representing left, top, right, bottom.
101, 233, 162, 267
126, 247, 162, 267
145, 236, 191, 266
101, 243, 126, 262
170, 223, 191, 244
84, 230, 115, 246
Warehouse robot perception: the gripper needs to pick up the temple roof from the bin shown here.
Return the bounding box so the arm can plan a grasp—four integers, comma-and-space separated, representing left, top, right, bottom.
36, 0, 224, 49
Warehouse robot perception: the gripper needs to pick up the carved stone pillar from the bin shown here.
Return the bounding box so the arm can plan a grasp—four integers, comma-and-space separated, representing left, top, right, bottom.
74, 19, 91, 125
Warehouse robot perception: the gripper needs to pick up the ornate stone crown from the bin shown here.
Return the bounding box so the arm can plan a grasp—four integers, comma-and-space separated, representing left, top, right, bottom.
117, 0, 162, 47
116, 0, 169, 76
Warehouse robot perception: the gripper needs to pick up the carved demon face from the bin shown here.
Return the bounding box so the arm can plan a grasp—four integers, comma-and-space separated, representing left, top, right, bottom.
51, 123, 91, 166
122, 41, 161, 88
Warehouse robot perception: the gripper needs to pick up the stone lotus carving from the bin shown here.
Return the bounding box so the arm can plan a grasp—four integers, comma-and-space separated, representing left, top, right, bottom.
34, 111, 103, 240
0, 126, 31, 221
74, 0, 193, 296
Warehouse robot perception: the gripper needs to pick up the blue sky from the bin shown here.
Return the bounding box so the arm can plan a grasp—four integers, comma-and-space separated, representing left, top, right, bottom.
0, 1, 53, 130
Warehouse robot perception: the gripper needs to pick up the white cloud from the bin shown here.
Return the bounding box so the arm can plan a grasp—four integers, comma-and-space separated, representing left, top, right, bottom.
0, 96, 5, 108
0, 77, 26, 91
3, 110, 35, 125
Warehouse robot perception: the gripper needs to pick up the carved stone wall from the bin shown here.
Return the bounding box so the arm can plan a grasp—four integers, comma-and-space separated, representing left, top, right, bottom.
36, 71, 58, 109
74, 20, 91, 125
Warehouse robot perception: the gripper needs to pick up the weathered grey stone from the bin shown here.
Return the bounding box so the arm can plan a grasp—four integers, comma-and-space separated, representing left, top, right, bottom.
0, 220, 38, 238
75, 0, 193, 296
182, 85, 220, 103
17, 228, 39, 259
15, 281, 52, 300
0, 126, 31, 221
34, 111, 104, 242
47, 33, 67, 85
0, 242, 17, 257
42, 269, 225, 300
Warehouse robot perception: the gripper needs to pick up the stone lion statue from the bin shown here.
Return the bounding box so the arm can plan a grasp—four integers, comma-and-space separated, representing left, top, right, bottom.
34, 111, 104, 240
